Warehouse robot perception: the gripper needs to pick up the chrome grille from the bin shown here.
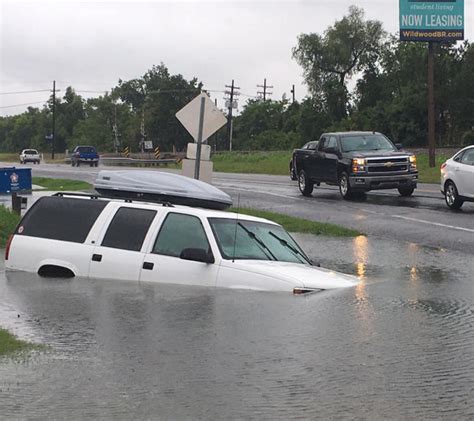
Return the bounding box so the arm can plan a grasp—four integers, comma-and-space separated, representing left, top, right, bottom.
366, 156, 410, 174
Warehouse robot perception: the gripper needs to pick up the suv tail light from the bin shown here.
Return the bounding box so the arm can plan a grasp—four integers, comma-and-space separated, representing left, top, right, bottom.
440, 162, 447, 171
5, 234, 14, 260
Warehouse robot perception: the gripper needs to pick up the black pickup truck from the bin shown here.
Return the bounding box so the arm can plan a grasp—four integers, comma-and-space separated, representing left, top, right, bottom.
293, 131, 418, 199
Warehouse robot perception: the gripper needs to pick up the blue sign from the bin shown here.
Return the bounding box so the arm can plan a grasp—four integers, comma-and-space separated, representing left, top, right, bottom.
399, 0, 464, 42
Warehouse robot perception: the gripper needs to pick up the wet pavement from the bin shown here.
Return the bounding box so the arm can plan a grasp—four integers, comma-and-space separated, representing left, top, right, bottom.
1, 235, 473, 419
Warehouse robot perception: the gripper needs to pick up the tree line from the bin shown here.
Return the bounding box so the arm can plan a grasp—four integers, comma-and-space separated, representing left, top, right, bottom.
1, 6, 472, 155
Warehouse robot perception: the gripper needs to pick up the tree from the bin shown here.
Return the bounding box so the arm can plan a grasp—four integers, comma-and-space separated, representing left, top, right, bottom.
293, 6, 385, 120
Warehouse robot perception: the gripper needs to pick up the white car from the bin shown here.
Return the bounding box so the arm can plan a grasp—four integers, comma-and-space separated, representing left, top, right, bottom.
5, 193, 359, 294
440, 145, 474, 210
19, 148, 40, 164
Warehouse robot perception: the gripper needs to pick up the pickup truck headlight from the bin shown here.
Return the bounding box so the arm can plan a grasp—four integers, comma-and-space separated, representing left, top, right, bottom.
352, 158, 366, 173
409, 155, 417, 170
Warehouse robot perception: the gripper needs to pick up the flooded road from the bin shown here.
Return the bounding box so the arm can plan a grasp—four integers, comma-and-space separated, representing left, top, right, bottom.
1, 235, 473, 419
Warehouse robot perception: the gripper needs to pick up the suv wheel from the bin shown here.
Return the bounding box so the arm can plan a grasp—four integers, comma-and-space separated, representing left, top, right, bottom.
298, 170, 314, 196
398, 186, 415, 197
339, 172, 353, 200
445, 181, 464, 210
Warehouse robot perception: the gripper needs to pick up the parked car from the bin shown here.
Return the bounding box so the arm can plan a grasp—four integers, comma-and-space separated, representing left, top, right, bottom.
290, 141, 319, 180
19, 149, 40, 164
293, 131, 418, 199
5, 193, 359, 294
440, 145, 474, 209
70, 145, 99, 167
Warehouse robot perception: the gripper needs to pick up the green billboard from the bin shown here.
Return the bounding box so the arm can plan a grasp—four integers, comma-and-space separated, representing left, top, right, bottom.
399, 0, 464, 42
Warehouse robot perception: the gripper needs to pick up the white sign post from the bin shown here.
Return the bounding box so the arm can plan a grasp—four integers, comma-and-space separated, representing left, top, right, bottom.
176, 93, 227, 180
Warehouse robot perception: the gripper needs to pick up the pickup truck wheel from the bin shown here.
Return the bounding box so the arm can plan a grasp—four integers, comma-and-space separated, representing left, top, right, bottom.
339, 172, 353, 200
298, 170, 313, 196
444, 181, 464, 210
398, 186, 415, 197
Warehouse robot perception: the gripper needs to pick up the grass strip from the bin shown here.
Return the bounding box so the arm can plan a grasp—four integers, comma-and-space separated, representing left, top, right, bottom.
32, 177, 92, 191
0, 327, 38, 356
0, 205, 20, 248
229, 207, 362, 237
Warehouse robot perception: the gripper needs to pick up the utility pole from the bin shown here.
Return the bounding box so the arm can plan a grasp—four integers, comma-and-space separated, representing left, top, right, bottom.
140, 109, 146, 153
112, 103, 120, 153
290, 84, 295, 103
257, 78, 273, 102
224, 80, 240, 151
51, 80, 56, 160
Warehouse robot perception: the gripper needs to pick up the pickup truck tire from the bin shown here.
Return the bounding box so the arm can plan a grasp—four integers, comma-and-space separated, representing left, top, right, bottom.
339, 172, 353, 200
444, 181, 464, 210
298, 170, 313, 196
398, 186, 415, 197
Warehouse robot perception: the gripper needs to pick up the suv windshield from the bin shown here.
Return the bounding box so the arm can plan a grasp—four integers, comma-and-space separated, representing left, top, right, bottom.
208, 218, 311, 264
340, 134, 395, 152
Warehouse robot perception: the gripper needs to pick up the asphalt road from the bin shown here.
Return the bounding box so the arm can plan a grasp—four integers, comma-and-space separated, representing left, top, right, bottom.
8, 161, 474, 253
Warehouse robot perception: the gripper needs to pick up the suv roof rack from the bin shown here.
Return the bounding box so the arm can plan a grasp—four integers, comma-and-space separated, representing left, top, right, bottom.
52, 192, 174, 207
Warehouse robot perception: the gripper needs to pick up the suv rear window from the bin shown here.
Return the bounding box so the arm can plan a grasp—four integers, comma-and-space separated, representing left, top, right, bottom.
24, 150, 38, 155
16, 197, 108, 243
76, 147, 96, 153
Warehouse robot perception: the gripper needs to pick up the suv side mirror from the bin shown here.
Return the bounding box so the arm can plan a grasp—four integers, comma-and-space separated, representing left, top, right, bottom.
395, 143, 403, 150
180, 248, 215, 264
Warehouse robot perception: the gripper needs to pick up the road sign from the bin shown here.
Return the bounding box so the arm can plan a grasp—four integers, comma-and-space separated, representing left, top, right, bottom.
176, 93, 227, 143
399, 0, 464, 42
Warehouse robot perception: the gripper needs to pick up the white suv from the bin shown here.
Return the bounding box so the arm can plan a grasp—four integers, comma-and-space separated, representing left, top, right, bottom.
441, 145, 474, 209
20, 149, 40, 164
5, 193, 358, 294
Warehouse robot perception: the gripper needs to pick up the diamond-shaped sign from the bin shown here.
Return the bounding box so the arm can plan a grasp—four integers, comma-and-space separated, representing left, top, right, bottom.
176, 93, 227, 142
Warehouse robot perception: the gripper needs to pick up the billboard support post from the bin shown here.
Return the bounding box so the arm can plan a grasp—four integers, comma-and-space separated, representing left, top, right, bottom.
428, 42, 436, 168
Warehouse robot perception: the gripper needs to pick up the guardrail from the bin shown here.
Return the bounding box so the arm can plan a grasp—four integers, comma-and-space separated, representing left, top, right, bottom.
98, 157, 178, 166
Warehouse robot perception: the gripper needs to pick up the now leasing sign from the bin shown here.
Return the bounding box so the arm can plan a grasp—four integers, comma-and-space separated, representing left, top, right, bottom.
400, 0, 464, 42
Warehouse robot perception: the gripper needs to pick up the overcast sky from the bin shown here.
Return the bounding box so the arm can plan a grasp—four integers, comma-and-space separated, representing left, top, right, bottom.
1, 0, 472, 116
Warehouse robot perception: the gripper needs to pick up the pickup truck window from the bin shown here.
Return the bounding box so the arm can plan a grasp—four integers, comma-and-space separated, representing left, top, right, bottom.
340, 134, 395, 152
153, 213, 210, 257
102, 207, 156, 251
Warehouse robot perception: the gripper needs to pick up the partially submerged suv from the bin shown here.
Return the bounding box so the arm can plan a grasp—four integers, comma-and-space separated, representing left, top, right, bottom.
5, 193, 358, 293
20, 149, 40, 164
71, 146, 99, 167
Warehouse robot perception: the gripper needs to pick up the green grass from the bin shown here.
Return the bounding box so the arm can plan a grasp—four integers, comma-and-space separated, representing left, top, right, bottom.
213, 151, 291, 175
0, 327, 39, 356
32, 177, 92, 191
416, 153, 450, 184
0, 205, 20, 248
230, 207, 362, 237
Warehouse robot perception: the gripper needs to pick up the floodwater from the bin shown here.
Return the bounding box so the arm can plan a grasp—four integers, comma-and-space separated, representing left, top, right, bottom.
0, 235, 473, 420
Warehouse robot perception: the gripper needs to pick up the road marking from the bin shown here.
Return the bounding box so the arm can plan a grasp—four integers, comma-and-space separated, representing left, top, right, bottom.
392, 215, 474, 233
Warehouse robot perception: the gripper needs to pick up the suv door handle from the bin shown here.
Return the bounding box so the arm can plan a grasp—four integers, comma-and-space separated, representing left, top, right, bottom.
143, 262, 154, 270
92, 254, 102, 262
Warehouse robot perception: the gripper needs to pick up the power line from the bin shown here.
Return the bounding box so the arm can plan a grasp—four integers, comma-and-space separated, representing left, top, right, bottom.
0, 101, 47, 109
0, 89, 50, 95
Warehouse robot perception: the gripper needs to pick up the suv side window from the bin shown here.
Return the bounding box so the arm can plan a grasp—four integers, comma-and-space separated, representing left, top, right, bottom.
16, 197, 108, 243
101, 207, 156, 251
152, 213, 210, 257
